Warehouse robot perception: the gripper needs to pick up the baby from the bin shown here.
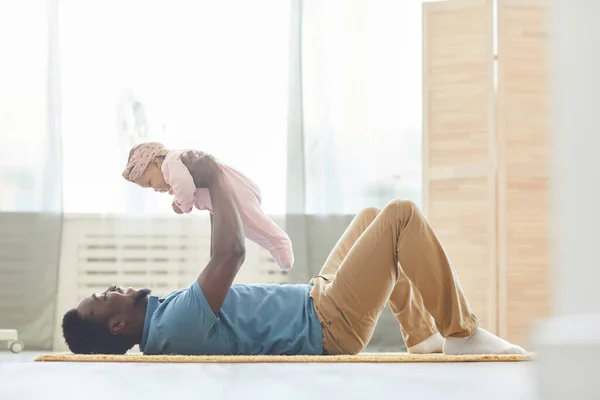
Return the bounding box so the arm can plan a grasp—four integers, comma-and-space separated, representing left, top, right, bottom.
122, 142, 294, 271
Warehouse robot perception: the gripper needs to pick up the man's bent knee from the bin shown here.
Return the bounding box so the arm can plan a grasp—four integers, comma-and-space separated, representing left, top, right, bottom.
356, 207, 381, 220
384, 199, 418, 213
378, 199, 422, 223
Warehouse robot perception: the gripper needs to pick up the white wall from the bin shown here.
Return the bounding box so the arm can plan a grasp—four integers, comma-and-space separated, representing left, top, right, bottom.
536, 1, 600, 398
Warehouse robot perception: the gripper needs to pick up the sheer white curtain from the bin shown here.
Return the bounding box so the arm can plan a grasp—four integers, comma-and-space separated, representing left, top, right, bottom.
0, 1, 55, 212
300, 0, 423, 215
0, 0, 62, 349
60, 0, 290, 216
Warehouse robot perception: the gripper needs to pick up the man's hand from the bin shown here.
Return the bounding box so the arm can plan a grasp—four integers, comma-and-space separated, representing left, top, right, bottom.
180, 150, 221, 188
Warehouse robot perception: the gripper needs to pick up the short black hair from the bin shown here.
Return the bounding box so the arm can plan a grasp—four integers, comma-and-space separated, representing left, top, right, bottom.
62, 309, 135, 354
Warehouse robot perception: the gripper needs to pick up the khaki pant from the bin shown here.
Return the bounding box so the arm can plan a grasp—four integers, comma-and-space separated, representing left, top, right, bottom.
309, 200, 478, 355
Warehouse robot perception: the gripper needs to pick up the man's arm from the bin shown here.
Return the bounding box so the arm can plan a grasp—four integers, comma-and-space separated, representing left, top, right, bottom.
209, 213, 214, 258
181, 152, 245, 314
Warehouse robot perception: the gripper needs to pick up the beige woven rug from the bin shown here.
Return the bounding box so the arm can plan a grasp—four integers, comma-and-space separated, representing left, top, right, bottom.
36, 352, 532, 363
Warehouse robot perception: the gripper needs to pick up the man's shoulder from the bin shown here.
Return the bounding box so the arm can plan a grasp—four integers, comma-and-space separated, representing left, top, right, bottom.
161, 287, 188, 302
158, 282, 203, 307
152, 282, 219, 326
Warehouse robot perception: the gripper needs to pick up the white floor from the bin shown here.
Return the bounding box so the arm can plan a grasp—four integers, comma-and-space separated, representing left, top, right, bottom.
0, 351, 538, 400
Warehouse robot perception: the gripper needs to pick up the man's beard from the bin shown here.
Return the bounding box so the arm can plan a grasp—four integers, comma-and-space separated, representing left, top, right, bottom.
133, 288, 152, 306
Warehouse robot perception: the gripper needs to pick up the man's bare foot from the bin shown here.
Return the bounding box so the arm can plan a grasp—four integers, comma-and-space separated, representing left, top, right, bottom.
408, 332, 443, 354
443, 328, 526, 355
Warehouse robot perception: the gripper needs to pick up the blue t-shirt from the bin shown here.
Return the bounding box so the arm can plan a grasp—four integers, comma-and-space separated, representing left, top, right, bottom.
140, 282, 324, 355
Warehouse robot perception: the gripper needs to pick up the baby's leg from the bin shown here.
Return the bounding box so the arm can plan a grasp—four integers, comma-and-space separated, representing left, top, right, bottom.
220, 167, 294, 269
231, 193, 294, 270
241, 205, 295, 270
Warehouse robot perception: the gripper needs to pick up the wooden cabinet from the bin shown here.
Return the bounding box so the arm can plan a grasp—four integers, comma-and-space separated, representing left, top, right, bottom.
423, 0, 549, 345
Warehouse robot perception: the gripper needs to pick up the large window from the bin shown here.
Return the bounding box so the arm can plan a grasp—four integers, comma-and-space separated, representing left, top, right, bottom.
60, 0, 290, 215
0, 1, 50, 212
4, 0, 426, 216
301, 0, 423, 214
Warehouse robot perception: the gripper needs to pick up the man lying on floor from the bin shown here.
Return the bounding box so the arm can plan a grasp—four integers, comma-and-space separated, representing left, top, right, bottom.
62, 151, 525, 356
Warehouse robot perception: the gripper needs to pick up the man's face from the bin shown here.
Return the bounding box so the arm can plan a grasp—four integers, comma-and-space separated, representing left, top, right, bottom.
77, 285, 151, 334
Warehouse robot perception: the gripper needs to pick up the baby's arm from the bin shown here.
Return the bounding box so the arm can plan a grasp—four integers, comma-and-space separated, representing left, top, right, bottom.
167, 158, 197, 214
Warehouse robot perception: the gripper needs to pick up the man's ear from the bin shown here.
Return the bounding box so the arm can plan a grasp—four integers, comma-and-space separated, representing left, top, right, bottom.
109, 317, 126, 334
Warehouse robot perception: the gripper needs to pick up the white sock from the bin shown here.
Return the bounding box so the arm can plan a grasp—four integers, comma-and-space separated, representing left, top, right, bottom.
408, 333, 443, 354
443, 328, 526, 355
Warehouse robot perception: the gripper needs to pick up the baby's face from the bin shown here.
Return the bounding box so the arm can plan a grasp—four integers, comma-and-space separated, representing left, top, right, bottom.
135, 159, 170, 193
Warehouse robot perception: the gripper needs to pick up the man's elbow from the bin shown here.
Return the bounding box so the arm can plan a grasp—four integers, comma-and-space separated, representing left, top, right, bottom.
214, 245, 246, 265
232, 245, 246, 264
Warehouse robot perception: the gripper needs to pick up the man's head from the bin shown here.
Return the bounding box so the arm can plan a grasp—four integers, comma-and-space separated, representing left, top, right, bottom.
62, 285, 151, 354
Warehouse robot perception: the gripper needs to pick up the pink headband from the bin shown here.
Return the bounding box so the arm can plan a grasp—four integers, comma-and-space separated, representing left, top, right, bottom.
122, 142, 169, 182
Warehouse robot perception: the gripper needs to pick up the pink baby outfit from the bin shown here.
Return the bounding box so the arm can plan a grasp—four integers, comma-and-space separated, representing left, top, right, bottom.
162, 149, 294, 271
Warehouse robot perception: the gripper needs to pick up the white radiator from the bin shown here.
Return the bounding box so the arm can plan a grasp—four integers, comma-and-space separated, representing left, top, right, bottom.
53, 214, 289, 351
